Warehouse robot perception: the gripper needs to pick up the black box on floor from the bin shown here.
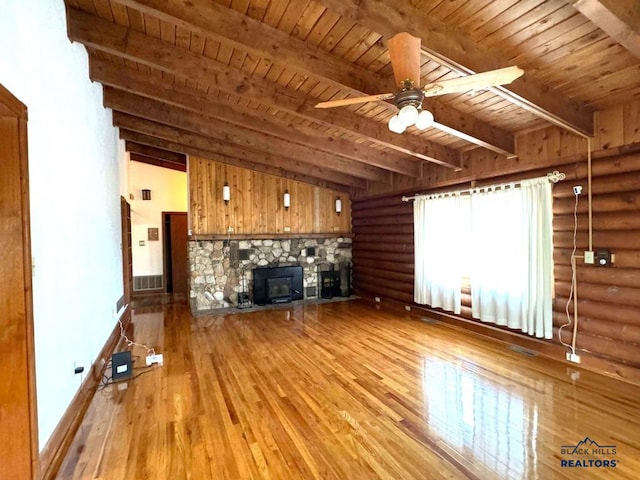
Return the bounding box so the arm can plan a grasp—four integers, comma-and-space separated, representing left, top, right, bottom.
112, 350, 132, 381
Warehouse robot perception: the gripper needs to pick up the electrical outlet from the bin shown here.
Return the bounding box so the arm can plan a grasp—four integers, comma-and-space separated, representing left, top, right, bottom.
405, 305, 411, 311
284, 226, 291, 232
375, 296, 381, 303
227, 226, 234, 232
584, 251, 594, 264
566, 352, 581, 364
146, 353, 164, 366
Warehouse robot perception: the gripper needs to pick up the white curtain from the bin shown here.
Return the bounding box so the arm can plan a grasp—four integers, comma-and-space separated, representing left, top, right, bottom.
414, 194, 468, 314
413, 177, 554, 338
469, 178, 553, 338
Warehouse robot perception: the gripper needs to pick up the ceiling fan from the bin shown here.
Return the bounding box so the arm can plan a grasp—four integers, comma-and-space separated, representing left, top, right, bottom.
315, 32, 524, 134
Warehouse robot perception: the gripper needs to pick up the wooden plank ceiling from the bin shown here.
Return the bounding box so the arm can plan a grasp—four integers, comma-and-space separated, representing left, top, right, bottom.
64, 0, 640, 190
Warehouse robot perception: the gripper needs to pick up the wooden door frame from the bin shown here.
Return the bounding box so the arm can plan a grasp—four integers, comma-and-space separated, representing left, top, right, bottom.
0, 83, 39, 478
121, 196, 133, 306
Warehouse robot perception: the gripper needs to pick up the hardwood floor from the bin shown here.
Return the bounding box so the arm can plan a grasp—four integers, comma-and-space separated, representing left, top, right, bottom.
56, 299, 640, 479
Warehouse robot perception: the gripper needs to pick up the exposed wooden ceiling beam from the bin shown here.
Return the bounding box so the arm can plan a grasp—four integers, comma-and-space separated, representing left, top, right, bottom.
318, 0, 595, 136
129, 152, 186, 172
94, 60, 419, 177
111, 0, 515, 155
120, 134, 352, 192
119, 130, 359, 192
114, 116, 368, 189
567, 0, 640, 59
104, 89, 391, 183
66, 7, 461, 169
112, 0, 381, 95
125, 141, 186, 164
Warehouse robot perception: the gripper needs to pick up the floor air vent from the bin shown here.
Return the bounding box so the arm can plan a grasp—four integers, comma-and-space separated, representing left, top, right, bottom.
419, 316, 438, 324
508, 345, 538, 357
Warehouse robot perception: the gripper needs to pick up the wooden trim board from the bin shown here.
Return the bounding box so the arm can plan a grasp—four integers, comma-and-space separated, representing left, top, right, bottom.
0, 83, 38, 480
190, 233, 353, 241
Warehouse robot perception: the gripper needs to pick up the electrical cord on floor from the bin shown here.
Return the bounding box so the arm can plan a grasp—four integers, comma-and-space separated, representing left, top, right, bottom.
118, 316, 156, 357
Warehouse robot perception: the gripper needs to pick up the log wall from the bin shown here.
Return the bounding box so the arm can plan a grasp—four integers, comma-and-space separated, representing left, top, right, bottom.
352, 100, 640, 369
189, 156, 351, 235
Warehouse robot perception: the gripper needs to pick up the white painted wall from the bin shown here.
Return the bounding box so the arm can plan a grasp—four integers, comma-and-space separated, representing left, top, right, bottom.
0, 0, 127, 449
128, 161, 187, 276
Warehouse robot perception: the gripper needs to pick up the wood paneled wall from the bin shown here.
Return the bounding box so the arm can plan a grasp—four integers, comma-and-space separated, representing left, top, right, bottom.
189, 156, 351, 235
352, 99, 640, 369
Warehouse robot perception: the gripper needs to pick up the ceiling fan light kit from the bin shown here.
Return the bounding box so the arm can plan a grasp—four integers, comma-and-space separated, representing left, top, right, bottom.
389, 105, 434, 133
398, 104, 419, 125
388, 114, 407, 134
415, 110, 435, 130
389, 87, 434, 133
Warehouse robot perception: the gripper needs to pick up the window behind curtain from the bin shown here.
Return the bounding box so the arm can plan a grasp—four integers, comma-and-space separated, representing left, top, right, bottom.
414, 178, 554, 338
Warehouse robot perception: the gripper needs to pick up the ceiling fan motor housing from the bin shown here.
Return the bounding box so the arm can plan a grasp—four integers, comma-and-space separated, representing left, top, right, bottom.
395, 88, 425, 110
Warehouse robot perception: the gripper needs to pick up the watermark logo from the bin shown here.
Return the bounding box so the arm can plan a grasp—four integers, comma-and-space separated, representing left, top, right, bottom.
560, 437, 617, 468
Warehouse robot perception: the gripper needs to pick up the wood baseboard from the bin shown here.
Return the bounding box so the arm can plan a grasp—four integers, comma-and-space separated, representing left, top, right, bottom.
39, 307, 131, 479
132, 288, 165, 297
358, 295, 640, 386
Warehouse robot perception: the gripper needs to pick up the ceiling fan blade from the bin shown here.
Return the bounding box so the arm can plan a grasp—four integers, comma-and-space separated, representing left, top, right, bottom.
422, 66, 524, 97
388, 32, 422, 88
315, 93, 395, 109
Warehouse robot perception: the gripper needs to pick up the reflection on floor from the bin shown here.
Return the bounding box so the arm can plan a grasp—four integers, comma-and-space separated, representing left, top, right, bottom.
57, 299, 640, 479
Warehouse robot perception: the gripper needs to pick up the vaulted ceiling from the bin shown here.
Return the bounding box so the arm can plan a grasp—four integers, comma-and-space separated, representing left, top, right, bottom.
64, 0, 640, 191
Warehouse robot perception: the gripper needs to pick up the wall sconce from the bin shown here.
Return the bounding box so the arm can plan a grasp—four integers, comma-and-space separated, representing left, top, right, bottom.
222, 182, 230, 205
283, 190, 290, 210
141, 189, 151, 201
335, 197, 342, 216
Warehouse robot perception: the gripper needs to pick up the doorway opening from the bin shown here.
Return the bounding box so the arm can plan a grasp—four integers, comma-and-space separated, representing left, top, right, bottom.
163, 212, 188, 294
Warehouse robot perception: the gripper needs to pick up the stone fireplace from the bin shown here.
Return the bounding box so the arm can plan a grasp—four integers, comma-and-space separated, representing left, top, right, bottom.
189, 237, 352, 312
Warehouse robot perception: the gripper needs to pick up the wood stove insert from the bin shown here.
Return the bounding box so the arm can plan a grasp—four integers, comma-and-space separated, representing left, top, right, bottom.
253, 265, 303, 305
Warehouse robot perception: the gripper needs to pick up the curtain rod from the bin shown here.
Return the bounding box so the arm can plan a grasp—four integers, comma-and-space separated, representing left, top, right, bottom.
401, 171, 566, 202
